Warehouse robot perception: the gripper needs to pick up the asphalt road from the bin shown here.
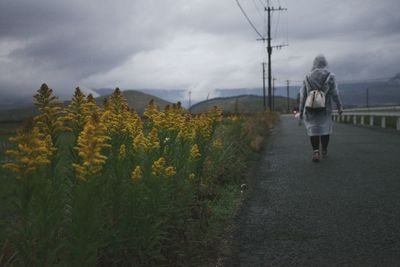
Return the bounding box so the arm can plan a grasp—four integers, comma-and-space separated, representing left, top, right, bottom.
227, 115, 400, 266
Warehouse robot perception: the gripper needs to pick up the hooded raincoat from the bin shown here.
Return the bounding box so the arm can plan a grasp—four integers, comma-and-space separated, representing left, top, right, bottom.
299, 55, 343, 136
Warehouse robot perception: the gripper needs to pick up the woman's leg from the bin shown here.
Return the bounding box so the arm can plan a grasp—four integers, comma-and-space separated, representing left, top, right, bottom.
310, 136, 320, 162
310, 136, 320, 150
321, 135, 330, 152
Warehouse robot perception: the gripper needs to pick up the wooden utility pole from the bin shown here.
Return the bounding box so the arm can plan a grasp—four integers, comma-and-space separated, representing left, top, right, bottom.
286, 80, 290, 113
262, 62, 266, 110
235, 0, 288, 111
257, 5, 288, 111
267, 6, 272, 111
188, 90, 192, 110
272, 77, 276, 110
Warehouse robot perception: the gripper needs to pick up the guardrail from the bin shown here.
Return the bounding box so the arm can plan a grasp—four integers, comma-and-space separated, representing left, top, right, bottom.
332, 106, 400, 130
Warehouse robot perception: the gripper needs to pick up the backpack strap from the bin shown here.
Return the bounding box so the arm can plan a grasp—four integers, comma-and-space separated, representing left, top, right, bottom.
305, 75, 313, 91
306, 72, 331, 92
323, 73, 331, 85
322, 73, 331, 93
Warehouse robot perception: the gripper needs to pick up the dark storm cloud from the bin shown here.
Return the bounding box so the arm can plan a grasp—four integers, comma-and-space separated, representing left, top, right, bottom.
0, 0, 170, 70
0, 0, 399, 99
287, 0, 400, 41
0, 1, 73, 39
0, 0, 177, 95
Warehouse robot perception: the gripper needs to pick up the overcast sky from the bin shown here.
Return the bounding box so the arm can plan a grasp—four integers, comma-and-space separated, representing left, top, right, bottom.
1, 0, 399, 100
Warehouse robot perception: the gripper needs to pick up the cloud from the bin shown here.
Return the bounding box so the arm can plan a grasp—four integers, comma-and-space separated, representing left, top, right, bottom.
81, 31, 262, 101
0, 0, 399, 100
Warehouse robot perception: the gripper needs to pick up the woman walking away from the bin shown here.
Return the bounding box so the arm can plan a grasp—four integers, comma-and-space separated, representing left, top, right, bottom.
299, 54, 343, 162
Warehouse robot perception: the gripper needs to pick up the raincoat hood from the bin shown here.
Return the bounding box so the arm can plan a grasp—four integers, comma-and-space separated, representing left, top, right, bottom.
308, 54, 330, 90
312, 54, 328, 70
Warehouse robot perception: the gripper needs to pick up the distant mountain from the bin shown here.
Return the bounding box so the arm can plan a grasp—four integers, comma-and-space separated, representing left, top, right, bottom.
214, 88, 297, 99
0, 94, 34, 110
338, 81, 400, 107
388, 73, 400, 85
214, 74, 400, 108
138, 89, 187, 106
190, 95, 297, 114
95, 90, 172, 114
0, 105, 38, 122
94, 88, 187, 106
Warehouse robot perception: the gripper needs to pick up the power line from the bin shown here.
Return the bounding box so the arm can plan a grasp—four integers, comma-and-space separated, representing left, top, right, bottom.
235, 0, 288, 111
285, 7, 289, 46
258, 5, 288, 111
274, 6, 281, 39
235, 0, 264, 38
252, 0, 265, 21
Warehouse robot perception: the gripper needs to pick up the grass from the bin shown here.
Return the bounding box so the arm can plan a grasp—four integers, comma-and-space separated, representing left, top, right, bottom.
0, 110, 278, 266
0, 84, 278, 266
0, 122, 21, 135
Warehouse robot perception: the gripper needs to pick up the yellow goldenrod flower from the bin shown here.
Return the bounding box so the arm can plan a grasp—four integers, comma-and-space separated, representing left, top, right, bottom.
126, 111, 143, 137
118, 144, 126, 160
178, 128, 195, 140
34, 83, 70, 142
147, 127, 160, 149
143, 99, 159, 119
212, 138, 223, 149
2, 119, 53, 177
165, 166, 176, 177
151, 157, 166, 176
72, 113, 111, 181
188, 173, 195, 180
131, 165, 142, 182
84, 94, 100, 118
195, 114, 212, 138
177, 114, 196, 140
64, 87, 90, 135
162, 103, 187, 132
133, 129, 148, 151
103, 88, 132, 134
190, 144, 201, 159
228, 115, 240, 122
209, 106, 223, 122
102, 97, 110, 110
152, 113, 164, 127
108, 88, 130, 113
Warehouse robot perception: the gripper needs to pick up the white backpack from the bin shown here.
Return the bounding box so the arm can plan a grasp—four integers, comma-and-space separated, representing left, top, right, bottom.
305, 73, 331, 112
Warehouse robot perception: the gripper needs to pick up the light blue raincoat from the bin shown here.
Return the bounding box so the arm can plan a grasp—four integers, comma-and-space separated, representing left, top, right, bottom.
299, 55, 343, 136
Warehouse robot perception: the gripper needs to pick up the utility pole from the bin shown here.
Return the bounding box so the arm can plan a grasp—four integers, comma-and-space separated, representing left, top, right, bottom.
267, 6, 273, 111
262, 62, 266, 110
272, 77, 276, 111
188, 90, 192, 110
286, 80, 290, 113
235, 0, 288, 111
257, 5, 288, 111
366, 88, 369, 108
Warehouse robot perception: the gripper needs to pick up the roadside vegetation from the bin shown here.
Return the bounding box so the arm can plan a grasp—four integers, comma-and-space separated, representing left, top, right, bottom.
0, 84, 277, 266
